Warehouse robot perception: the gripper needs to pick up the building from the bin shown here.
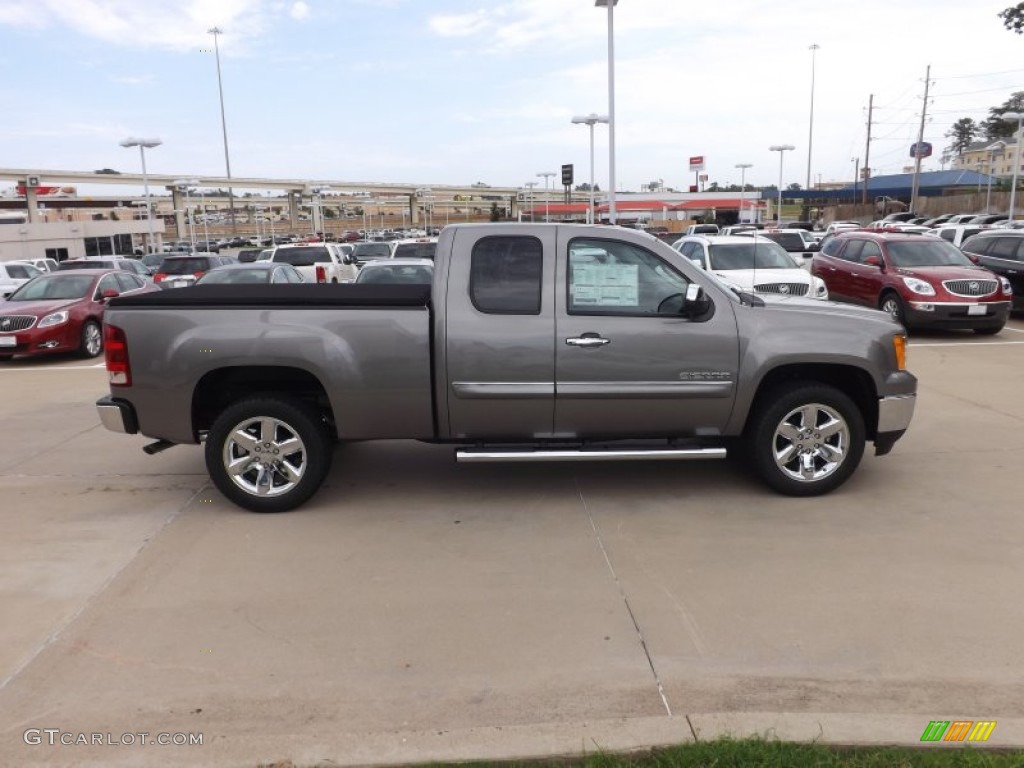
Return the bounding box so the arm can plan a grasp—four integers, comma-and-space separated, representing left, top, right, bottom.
0, 215, 164, 263
952, 138, 1024, 179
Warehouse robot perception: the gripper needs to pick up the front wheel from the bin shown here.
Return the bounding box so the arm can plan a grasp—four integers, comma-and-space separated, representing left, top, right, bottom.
79, 320, 103, 358
747, 383, 865, 497
205, 396, 333, 512
879, 292, 907, 328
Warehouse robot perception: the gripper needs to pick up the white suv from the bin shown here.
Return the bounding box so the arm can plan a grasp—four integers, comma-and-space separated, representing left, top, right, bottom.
270, 243, 357, 283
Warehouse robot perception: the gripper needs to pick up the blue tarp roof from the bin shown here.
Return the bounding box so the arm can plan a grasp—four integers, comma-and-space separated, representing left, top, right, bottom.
785, 170, 997, 200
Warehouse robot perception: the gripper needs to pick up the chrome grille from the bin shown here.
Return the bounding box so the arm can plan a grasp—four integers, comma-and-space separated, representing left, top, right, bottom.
754, 282, 809, 297
943, 279, 997, 297
0, 315, 36, 333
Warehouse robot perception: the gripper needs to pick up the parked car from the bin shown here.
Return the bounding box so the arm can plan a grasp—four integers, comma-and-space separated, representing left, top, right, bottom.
965, 214, 1007, 226
811, 231, 1012, 334
16, 258, 59, 273
945, 213, 983, 225
389, 238, 438, 261
236, 249, 264, 263
672, 235, 829, 299
0, 261, 44, 299
750, 229, 820, 263
58, 257, 151, 280
684, 223, 720, 236
153, 254, 233, 288
932, 225, 986, 248
959, 230, 1024, 311
354, 258, 434, 285
350, 241, 393, 266
921, 214, 957, 228
195, 262, 305, 285
0, 269, 156, 360
193, 240, 221, 253
270, 243, 356, 283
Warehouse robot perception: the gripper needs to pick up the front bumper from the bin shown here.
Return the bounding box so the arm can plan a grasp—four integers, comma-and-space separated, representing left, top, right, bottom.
96, 395, 139, 434
875, 393, 916, 456
0, 323, 78, 357
905, 300, 1011, 329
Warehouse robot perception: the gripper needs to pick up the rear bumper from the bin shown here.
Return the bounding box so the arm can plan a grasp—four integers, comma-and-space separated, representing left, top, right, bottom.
96, 395, 139, 434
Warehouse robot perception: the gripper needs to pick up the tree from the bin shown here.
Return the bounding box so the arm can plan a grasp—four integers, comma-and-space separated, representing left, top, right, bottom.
787, 182, 802, 191
574, 183, 600, 192
982, 91, 1024, 139
489, 202, 500, 222
1000, 2, 1024, 33
945, 117, 979, 155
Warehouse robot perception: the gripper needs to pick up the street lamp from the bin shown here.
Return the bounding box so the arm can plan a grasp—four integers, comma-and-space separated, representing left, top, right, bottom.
735, 163, 752, 223
805, 44, 820, 193
536, 171, 555, 222
768, 144, 795, 225
1004, 111, 1024, 221
595, 0, 619, 224
986, 145, 1003, 212
120, 137, 161, 253
208, 27, 236, 234
524, 181, 539, 222
173, 177, 199, 251
571, 113, 610, 224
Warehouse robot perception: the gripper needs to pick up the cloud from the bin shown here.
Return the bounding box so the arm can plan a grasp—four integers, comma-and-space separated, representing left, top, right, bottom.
111, 74, 155, 85
289, 1, 310, 21
428, 11, 490, 38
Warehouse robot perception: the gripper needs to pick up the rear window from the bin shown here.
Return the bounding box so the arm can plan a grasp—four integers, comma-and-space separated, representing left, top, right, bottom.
392, 242, 437, 260
762, 232, 805, 251
273, 246, 330, 267
161, 258, 212, 274
59, 260, 116, 271
351, 243, 391, 261
358, 265, 434, 284
5, 264, 40, 279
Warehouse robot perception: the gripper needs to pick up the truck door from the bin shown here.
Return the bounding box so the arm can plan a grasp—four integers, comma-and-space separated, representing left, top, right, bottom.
443, 227, 557, 439
553, 232, 739, 439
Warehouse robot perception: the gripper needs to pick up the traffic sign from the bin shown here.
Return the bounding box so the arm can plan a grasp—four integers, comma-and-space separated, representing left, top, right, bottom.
561, 164, 574, 186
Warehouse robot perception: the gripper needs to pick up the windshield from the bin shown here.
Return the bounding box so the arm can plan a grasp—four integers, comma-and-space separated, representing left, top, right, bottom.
161, 258, 210, 274
356, 264, 434, 284
198, 268, 272, 284
273, 246, 329, 267
8, 274, 93, 301
392, 242, 437, 260
887, 240, 974, 268
708, 242, 798, 270
763, 233, 807, 250
352, 243, 391, 261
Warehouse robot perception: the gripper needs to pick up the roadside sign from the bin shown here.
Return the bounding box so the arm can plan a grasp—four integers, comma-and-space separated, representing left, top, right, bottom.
699, 174, 709, 182
909, 142, 932, 159
689, 156, 705, 172
561, 164, 574, 186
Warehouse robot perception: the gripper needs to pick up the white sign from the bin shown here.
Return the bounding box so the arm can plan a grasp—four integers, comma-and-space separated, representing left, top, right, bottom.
689, 155, 705, 172
571, 264, 639, 307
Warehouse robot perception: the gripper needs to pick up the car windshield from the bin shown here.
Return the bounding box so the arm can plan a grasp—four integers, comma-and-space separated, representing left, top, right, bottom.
142, 254, 165, 267
392, 243, 437, 260
273, 247, 329, 267
886, 240, 974, 268
352, 243, 391, 260
198, 268, 272, 284
356, 265, 433, 284
707, 242, 797, 270
7, 274, 93, 301
161, 258, 210, 274
763, 233, 806, 251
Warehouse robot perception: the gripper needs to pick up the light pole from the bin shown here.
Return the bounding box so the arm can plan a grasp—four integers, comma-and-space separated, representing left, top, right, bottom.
805, 44, 820, 193
735, 163, 752, 223
524, 181, 539, 222
173, 177, 199, 251
1004, 112, 1024, 221
571, 113, 610, 224
207, 27, 237, 234
986, 145, 1002, 212
769, 145, 795, 225
595, 0, 619, 224
120, 137, 161, 253
537, 171, 555, 221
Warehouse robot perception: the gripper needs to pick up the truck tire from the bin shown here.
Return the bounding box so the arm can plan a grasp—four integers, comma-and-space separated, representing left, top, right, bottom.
205, 396, 333, 513
747, 382, 865, 497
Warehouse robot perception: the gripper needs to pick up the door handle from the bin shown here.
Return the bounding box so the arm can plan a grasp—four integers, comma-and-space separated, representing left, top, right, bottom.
566, 335, 611, 347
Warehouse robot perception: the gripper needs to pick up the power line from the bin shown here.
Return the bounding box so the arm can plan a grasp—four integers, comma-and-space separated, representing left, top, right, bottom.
936, 85, 1024, 98
936, 67, 1024, 80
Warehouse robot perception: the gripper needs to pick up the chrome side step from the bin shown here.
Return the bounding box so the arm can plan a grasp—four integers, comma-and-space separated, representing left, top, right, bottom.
456, 447, 726, 463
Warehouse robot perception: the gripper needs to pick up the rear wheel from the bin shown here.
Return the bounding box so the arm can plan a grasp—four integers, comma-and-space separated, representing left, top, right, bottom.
205, 396, 333, 513
747, 382, 865, 497
79, 320, 103, 358
879, 292, 906, 327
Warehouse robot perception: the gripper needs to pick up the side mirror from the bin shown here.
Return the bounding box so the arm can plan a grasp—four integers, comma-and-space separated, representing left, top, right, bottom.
809, 242, 820, 252
965, 253, 980, 264
101, 288, 119, 300
683, 283, 712, 318
863, 255, 882, 268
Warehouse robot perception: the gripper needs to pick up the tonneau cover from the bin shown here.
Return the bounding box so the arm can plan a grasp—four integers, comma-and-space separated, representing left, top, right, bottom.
110, 283, 431, 308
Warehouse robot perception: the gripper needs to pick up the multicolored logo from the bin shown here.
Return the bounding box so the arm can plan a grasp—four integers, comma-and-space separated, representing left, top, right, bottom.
920, 720, 997, 742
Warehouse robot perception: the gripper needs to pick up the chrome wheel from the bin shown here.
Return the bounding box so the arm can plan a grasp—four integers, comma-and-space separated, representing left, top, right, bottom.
880, 294, 904, 324
222, 416, 307, 497
82, 321, 102, 357
772, 402, 850, 483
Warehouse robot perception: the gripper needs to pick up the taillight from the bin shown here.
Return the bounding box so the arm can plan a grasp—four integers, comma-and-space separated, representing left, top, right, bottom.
105, 324, 131, 386
316, 265, 326, 283
194, 271, 204, 278
154, 273, 166, 282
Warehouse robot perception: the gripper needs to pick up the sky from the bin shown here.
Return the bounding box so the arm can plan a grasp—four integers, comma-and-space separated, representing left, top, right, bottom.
2, 0, 1024, 196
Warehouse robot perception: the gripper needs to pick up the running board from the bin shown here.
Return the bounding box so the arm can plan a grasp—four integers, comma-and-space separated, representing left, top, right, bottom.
456, 447, 726, 463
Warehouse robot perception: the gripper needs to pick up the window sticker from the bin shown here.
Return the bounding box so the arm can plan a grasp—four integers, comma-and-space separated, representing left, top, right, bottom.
572, 264, 639, 306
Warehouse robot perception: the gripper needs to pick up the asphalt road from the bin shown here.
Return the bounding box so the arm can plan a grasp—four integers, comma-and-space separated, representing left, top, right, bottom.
1, 321, 1023, 766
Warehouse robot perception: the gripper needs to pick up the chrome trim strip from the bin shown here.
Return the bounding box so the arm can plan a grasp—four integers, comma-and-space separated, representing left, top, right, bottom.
97, 403, 130, 433
452, 382, 555, 399
457, 447, 727, 463
558, 381, 734, 398
877, 394, 916, 433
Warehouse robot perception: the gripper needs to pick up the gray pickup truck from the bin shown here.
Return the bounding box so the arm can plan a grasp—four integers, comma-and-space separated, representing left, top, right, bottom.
96, 223, 917, 512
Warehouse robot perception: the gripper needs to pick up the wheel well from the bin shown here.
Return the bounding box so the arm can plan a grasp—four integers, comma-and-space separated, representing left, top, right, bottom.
192, 366, 335, 440
878, 288, 899, 307
746, 364, 879, 439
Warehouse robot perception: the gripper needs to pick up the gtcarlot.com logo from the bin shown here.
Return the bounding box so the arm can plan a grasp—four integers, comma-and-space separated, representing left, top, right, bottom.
23, 729, 203, 747
920, 720, 996, 742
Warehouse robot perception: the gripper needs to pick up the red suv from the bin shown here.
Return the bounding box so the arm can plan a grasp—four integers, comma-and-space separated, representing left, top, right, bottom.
811, 232, 1012, 334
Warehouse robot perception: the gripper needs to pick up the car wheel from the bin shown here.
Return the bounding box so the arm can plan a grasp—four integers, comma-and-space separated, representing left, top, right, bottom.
747, 382, 865, 497
79, 320, 103, 358
974, 324, 1005, 335
879, 292, 907, 327
205, 396, 333, 513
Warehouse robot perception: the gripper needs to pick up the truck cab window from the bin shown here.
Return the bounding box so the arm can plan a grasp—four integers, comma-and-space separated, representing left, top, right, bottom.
567, 238, 690, 316
470, 236, 543, 314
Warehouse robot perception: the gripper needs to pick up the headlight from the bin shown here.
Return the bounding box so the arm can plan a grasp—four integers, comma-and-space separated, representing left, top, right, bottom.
37, 310, 69, 328
901, 276, 935, 296
1000, 276, 1013, 294
813, 277, 829, 299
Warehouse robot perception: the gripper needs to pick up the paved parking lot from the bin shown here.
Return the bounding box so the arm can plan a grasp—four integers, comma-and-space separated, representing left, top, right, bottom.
1, 321, 1024, 767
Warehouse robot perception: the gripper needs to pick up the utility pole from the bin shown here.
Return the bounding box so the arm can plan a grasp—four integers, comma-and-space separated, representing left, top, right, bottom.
909, 65, 932, 214
862, 94, 874, 206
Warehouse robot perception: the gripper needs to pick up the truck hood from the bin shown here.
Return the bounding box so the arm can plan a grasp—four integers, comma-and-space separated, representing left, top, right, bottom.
752, 293, 897, 323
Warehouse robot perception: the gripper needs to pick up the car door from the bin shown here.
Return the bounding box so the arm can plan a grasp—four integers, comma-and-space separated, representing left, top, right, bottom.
816, 238, 860, 302
553, 234, 739, 439
849, 240, 884, 306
